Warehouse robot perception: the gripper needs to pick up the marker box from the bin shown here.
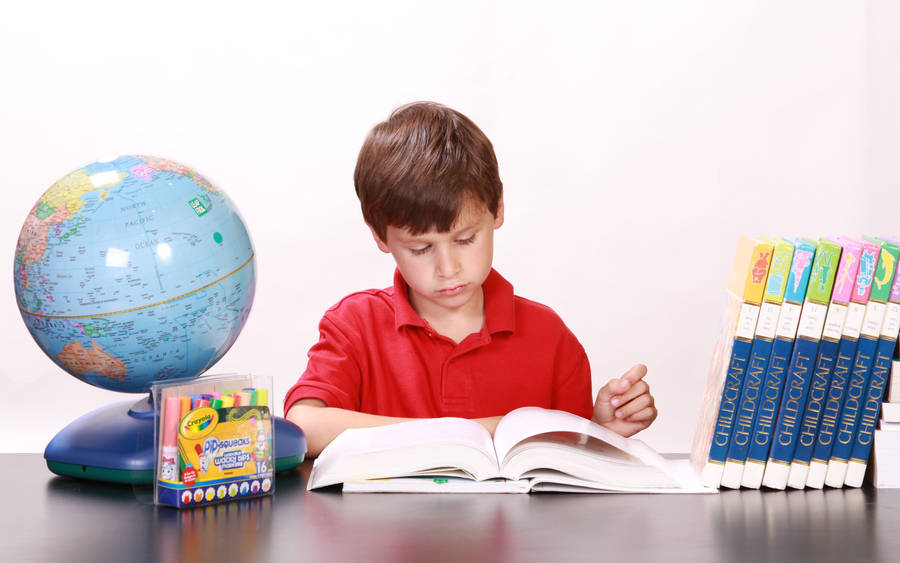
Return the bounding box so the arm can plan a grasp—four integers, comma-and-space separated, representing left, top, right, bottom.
152, 373, 274, 508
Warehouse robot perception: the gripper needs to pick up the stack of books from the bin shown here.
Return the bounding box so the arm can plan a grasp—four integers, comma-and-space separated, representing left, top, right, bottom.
872, 356, 900, 487
691, 236, 900, 489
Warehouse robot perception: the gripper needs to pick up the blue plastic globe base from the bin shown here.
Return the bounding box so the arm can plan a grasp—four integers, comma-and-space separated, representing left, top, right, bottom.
44, 396, 306, 484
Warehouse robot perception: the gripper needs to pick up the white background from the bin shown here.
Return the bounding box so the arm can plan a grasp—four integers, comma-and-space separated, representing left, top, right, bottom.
2, 1, 898, 454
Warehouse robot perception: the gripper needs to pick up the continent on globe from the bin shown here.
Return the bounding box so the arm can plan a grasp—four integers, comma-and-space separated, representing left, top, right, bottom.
16, 202, 70, 268
140, 155, 219, 193
57, 340, 127, 380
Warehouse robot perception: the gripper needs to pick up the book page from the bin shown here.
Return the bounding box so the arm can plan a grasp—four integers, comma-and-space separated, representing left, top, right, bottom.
527, 459, 715, 493
308, 417, 499, 489
493, 407, 674, 477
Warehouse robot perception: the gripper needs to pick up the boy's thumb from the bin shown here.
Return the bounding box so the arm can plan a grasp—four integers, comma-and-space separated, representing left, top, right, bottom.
593, 379, 620, 422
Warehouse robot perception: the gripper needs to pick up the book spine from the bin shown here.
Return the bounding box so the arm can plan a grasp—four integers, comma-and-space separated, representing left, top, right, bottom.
741, 241, 816, 489
845, 241, 900, 487
720, 239, 793, 489
763, 239, 841, 489
787, 239, 862, 488
805, 320, 862, 487
825, 332, 880, 486
700, 240, 774, 488
720, 336, 772, 488
825, 239, 899, 487
702, 310, 757, 487
786, 336, 839, 488
806, 239, 879, 488
845, 335, 898, 486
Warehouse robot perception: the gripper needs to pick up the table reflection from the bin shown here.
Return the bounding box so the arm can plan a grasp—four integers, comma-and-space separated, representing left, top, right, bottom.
708, 487, 876, 561
19, 454, 900, 563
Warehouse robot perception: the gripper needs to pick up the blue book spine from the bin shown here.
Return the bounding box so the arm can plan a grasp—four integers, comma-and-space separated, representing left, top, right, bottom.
766, 336, 819, 469
789, 337, 839, 472
726, 337, 773, 466
846, 336, 898, 485
744, 337, 793, 468
828, 335, 879, 467
809, 335, 859, 467
707, 338, 753, 467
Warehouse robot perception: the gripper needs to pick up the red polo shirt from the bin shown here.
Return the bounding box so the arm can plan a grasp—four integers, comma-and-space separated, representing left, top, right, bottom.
283, 269, 593, 420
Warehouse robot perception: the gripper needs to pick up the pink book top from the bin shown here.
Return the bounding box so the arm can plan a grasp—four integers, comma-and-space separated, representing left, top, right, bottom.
831, 238, 863, 305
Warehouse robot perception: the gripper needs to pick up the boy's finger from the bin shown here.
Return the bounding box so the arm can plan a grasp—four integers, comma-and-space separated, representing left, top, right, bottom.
595, 378, 621, 402
614, 364, 648, 393
622, 364, 648, 385
614, 392, 653, 419
609, 380, 650, 407
625, 406, 658, 423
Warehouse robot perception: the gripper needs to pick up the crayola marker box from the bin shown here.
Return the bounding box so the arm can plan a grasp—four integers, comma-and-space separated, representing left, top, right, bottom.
152, 374, 274, 508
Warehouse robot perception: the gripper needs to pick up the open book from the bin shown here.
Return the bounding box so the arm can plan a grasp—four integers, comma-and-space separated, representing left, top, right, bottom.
307, 407, 712, 493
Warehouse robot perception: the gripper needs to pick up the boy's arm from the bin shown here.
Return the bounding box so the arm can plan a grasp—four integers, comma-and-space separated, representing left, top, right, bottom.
286, 398, 503, 457
592, 363, 658, 437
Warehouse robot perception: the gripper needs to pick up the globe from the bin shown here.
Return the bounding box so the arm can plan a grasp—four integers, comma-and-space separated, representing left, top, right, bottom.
13, 155, 256, 394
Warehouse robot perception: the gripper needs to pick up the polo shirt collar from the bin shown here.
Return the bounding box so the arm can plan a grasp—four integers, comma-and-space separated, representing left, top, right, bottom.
391, 268, 515, 335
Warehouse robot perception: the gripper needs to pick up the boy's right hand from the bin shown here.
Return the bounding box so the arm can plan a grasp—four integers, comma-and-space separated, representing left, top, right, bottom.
592, 363, 657, 437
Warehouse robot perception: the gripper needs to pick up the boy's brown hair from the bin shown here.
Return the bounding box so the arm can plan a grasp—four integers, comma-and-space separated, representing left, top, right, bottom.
354, 102, 503, 241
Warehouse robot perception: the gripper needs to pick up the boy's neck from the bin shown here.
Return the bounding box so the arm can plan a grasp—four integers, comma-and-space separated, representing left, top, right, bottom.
408, 286, 485, 344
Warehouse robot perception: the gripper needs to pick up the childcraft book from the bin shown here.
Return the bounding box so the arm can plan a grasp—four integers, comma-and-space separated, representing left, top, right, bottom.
690, 236, 774, 488
741, 238, 816, 488
307, 407, 711, 494
720, 238, 794, 488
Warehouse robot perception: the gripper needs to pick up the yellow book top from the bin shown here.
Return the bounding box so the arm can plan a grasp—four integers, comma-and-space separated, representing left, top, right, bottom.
728, 237, 775, 306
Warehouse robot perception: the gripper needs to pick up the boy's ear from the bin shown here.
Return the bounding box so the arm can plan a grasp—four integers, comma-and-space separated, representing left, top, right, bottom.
493, 195, 505, 229
368, 224, 391, 254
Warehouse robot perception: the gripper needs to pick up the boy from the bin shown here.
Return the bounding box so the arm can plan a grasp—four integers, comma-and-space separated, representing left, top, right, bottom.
285, 102, 657, 456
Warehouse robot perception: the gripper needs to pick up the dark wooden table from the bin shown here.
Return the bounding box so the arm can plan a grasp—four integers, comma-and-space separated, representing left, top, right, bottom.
3, 453, 899, 562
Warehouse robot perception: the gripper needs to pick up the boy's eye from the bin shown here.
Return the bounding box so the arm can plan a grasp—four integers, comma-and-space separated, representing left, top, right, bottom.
410, 245, 431, 256
457, 234, 476, 246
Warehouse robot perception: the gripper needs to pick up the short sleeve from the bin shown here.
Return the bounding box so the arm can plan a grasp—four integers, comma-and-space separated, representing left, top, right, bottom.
550, 328, 593, 419
282, 312, 363, 414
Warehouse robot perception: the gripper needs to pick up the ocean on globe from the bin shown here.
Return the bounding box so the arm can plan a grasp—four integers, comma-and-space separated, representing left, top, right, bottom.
13, 155, 256, 393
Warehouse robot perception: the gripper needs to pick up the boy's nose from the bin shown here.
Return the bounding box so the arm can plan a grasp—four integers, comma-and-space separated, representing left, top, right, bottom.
435, 248, 460, 278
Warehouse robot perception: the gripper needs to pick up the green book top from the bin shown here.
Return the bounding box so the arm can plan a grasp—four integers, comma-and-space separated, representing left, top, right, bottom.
805, 238, 841, 305
865, 236, 900, 303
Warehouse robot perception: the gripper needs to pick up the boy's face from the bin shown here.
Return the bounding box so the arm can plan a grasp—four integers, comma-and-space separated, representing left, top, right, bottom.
372, 197, 504, 320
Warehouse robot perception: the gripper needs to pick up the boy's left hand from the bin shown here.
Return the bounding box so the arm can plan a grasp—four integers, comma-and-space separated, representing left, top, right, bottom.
592, 364, 657, 437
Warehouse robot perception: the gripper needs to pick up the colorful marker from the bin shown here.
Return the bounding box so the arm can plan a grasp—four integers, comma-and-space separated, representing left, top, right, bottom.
160, 397, 181, 482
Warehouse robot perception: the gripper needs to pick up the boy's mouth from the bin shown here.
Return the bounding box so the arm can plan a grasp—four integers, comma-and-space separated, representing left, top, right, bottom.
437, 283, 466, 296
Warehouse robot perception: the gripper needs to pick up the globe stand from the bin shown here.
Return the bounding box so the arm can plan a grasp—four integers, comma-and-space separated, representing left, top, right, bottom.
44, 395, 307, 484
44, 395, 157, 484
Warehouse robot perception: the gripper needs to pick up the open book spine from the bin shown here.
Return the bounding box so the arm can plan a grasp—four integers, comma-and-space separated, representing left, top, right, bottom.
762, 238, 841, 489
845, 238, 900, 487
825, 238, 899, 487
786, 238, 862, 488
741, 239, 816, 489
721, 238, 793, 488
695, 237, 774, 488
806, 239, 879, 488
